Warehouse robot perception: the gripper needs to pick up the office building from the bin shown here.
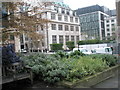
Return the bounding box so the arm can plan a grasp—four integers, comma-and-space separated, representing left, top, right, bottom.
75, 5, 109, 40
104, 16, 117, 40
20, 1, 81, 51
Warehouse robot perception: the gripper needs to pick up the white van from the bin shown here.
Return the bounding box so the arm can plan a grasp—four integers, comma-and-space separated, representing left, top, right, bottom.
92, 47, 112, 54
73, 48, 93, 54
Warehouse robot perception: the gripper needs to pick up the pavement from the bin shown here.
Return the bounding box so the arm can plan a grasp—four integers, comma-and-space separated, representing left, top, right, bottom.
92, 70, 119, 88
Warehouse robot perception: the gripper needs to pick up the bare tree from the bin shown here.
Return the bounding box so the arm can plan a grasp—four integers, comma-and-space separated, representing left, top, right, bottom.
2, 1, 51, 52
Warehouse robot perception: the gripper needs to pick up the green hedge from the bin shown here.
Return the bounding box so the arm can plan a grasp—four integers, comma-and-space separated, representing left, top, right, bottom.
78, 39, 111, 45
50, 43, 63, 51
66, 41, 75, 50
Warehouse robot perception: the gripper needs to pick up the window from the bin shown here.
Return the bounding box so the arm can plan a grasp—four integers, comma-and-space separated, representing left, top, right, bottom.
51, 24, 56, 30
70, 17, 73, 22
58, 14, 62, 21
107, 33, 110, 36
25, 37, 28, 41
36, 25, 39, 31
111, 19, 114, 22
64, 16, 68, 21
51, 13, 56, 20
71, 36, 74, 41
54, 6, 58, 12
70, 26, 74, 31
66, 10, 70, 15
112, 28, 115, 31
106, 20, 109, 23
59, 35, 63, 43
65, 35, 69, 42
41, 25, 44, 31
76, 36, 79, 41
107, 29, 110, 31
75, 18, 78, 23
58, 25, 63, 30
111, 24, 115, 27
52, 35, 57, 43
65, 25, 69, 31
10, 35, 14, 40
106, 24, 109, 27
76, 26, 79, 31
62, 9, 65, 14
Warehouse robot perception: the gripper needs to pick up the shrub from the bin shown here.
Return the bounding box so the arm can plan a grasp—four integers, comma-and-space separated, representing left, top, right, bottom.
69, 50, 85, 58
54, 50, 69, 59
22, 53, 69, 84
64, 56, 108, 82
50, 43, 63, 51
66, 41, 75, 50
77, 39, 111, 45
21, 53, 110, 84
89, 54, 118, 67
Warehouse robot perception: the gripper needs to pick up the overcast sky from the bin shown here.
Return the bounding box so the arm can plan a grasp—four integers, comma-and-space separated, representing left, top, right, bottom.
64, 0, 116, 10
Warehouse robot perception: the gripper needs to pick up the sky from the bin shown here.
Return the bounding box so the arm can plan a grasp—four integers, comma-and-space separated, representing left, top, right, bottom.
64, 0, 116, 10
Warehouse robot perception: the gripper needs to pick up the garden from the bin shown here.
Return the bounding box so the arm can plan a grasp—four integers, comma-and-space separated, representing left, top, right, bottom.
20, 51, 118, 87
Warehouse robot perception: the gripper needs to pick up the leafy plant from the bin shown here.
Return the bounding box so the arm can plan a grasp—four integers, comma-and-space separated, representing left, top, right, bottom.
50, 43, 63, 51
66, 41, 75, 50
89, 54, 118, 67
22, 53, 69, 84
21, 53, 111, 84
69, 50, 85, 58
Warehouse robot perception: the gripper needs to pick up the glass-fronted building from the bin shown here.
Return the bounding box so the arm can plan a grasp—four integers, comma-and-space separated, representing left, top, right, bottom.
75, 5, 109, 40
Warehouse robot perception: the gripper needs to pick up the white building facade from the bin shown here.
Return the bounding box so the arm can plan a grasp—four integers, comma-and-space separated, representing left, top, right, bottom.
20, 1, 81, 52
104, 16, 117, 40
42, 2, 81, 50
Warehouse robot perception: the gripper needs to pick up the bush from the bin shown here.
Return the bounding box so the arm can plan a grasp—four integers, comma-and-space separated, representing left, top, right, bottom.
22, 53, 69, 84
50, 43, 63, 51
77, 39, 111, 45
64, 56, 108, 82
89, 54, 118, 67
53, 50, 69, 59
69, 50, 85, 58
21, 53, 110, 84
66, 41, 75, 50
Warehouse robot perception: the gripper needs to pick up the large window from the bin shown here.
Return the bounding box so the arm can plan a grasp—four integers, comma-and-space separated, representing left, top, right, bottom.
75, 18, 78, 23
111, 24, 115, 27
58, 25, 63, 30
58, 14, 62, 21
107, 28, 110, 31
71, 36, 75, 41
62, 8, 65, 14
65, 25, 69, 31
76, 36, 79, 42
59, 35, 63, 43
111, 19, 114, 22
76, 26, 79, 31
51, 24, 56, 30
10, 35, 14, 40
64, 16, 68, 22
65, 35, 69, 42
106, 24, 110, 27
70, 26, 74, 31
106, 20, 109, 23
70, 17, 73, 22
52, 35, 57, 43
51, 13, 56, 20
107, 33, 110, 36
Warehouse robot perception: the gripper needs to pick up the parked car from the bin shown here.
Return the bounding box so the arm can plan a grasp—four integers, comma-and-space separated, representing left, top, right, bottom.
73, 48, 93, 54
92, 47, 113, 54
